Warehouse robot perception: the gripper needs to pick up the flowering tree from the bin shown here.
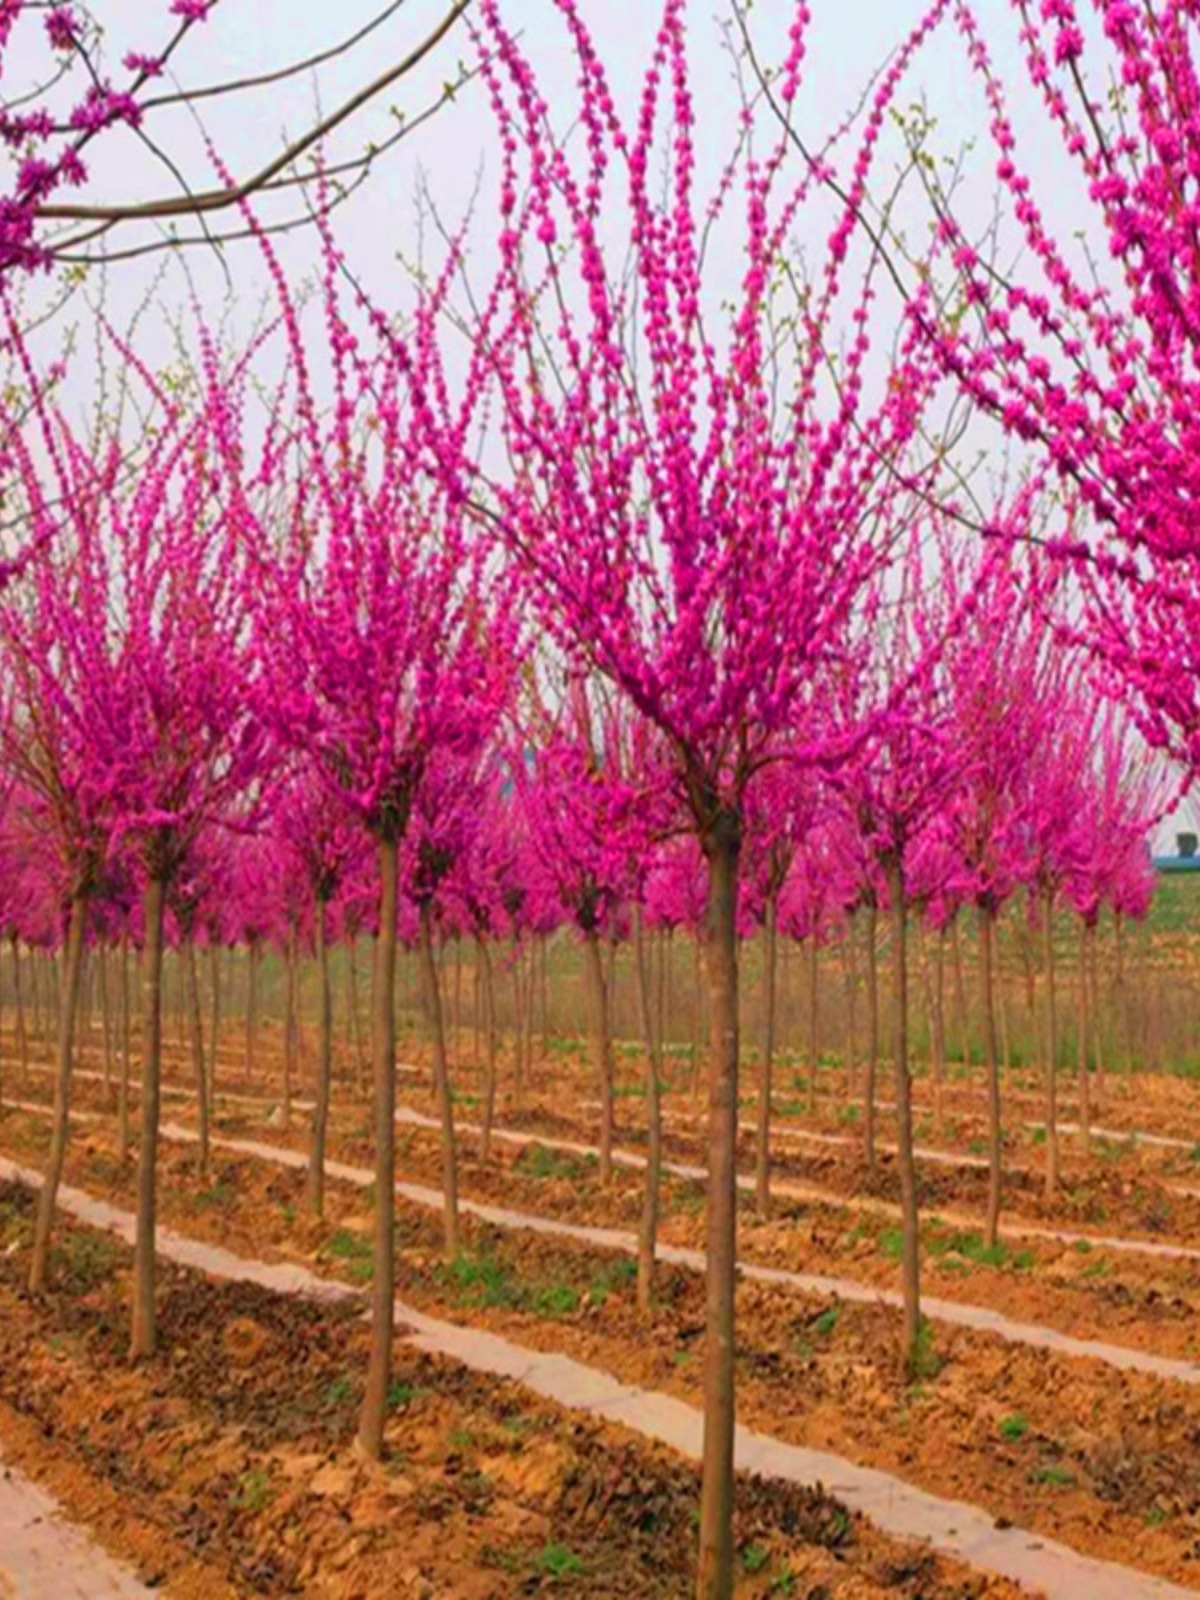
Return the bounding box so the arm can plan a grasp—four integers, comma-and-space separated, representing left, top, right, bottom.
247, 215, 515, 1460
462, 3, 952, 1589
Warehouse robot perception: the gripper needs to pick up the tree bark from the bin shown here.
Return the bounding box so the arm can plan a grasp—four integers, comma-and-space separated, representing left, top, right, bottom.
864, 901, 879, 1171
929, 923, 948, 1127
633, 905, 663, 1313
11, 935, 28, 1090
695, 813, 741, 1600
418, 900, 460, 1260
843, 917, 858, 1102
583, 925, 614, 1184
118, 936, 132, 1165
98, 945, 114, 1104
1041, 889, 1059, 1199
951, 917, 969, 1073
358, 834, 399, 1461
185, 935, 209, 1179
207, 942, 222, 1103
979, 904, 1003, 1252
1077, 917, 1092, 1149
28, 891, 87, 1294
885, 859, 921, 1369
308, 897, 333, 1218
479, 937, 499, 1163
806, 932, 819, 1111
131, 873, 166, 1357
245, 937, 260, 1085
282, 925, 298, 1131
754, 890, 778, 1218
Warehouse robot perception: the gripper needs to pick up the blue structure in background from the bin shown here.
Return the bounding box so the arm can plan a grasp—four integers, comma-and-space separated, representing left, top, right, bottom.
1154, 833, 1200, 874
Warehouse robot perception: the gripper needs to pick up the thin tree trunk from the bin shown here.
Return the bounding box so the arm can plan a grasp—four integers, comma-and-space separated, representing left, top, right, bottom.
1089, 920, 1105, 1102
358, 835, 399, 1461
479, 937, 499, 1163
695, 815, 740, 1600
633, 905, 663, 1313
207, 941, 222, 1103
348, 937, 367, 1097
885, 859, 921, 1368
118, 936, 132, 1165
308, 898, 333, 1217
11, 936, 28, 1090
755, 891, 778, 1218
1077, 917, 1092, 1149
864, 902, 879, 1171
185, 935, 209, 1179
418, 901, 460, 1260
1115, 911, 1132, 1075
583, 925, 614, 1184
98, 945, 113, 1103
28, 891, 87, 1293
131, 873, 166, 1358
843, 918, 859, 1102
807, 933, 819, 1111
690, 932, 703, 1101
979, 905, 1003, 1252
453, 937, 463, 1073
245, 937, 260, 1085
1042, 889, 1059, 1198
928, 924, 947, 1126
282, 926, 299, 1130
952, 918, 968, 1071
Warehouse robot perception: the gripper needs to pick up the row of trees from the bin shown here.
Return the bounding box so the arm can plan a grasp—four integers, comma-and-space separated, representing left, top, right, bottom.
4, 2, 1200, 1596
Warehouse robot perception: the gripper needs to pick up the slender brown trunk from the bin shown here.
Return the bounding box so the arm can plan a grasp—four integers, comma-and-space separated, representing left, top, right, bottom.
583, 925, 614, 1184
843, 918, 859, 1101
997, 940, 1012, 1083
1088, 920, 1105, 1102
479, 937, 498, 1163
951, 918, 968, 1069
11, 935, 28, 1089
690, 932, 703, 1101
131, 873, 166, 1358
185, 935, 209, 1178
245, 937, 260, 1084
308, 898, 333, 1217
885, 860, 921, 1368
118, 936, 132, 1165
419, 901, 460, 1259
755, 891, 778, 1218
633, 906, 662, 1313
28, 891, 87, 1294
282, 926, 298, 1130
1115, 911, 1132, 1075
1041, 889, 1059, 1198
207, 942, 222, 1103
452, 937, 463, 1073
864, 902, 879, 1171
348, 937, 367, 1097
979, 905, 1002, 1252
358, 835, 399, 1461
98, 945, 113, 1103
929, 924, 947, 1126
695, 814, 740, 1600
1077, 918, 1091, 1149
657, 927, 669, 1074
806, 933, 819, 1111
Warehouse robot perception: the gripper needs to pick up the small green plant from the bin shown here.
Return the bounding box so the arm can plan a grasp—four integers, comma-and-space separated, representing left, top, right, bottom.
387, 1380, 428, 1410
767, 1567, 798, 1596
910, 1318, 943, 1382
231, 1468, 272, 1512
194, 1181, 235, 1210
532, 1281, 580, 1318
535, 1542, 583, 1579
998, 1413, 1030, 1442
441, 1250, 521, 1309
877, 1227, 904, 1261
448, 1427, 475, 1452
1032, 1463, 1075, 1488
811, 1304, 841, 1339
1030, 1127, 1047, 1146
323, 1374, 354, 1407
741, 1543, 770, 1574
